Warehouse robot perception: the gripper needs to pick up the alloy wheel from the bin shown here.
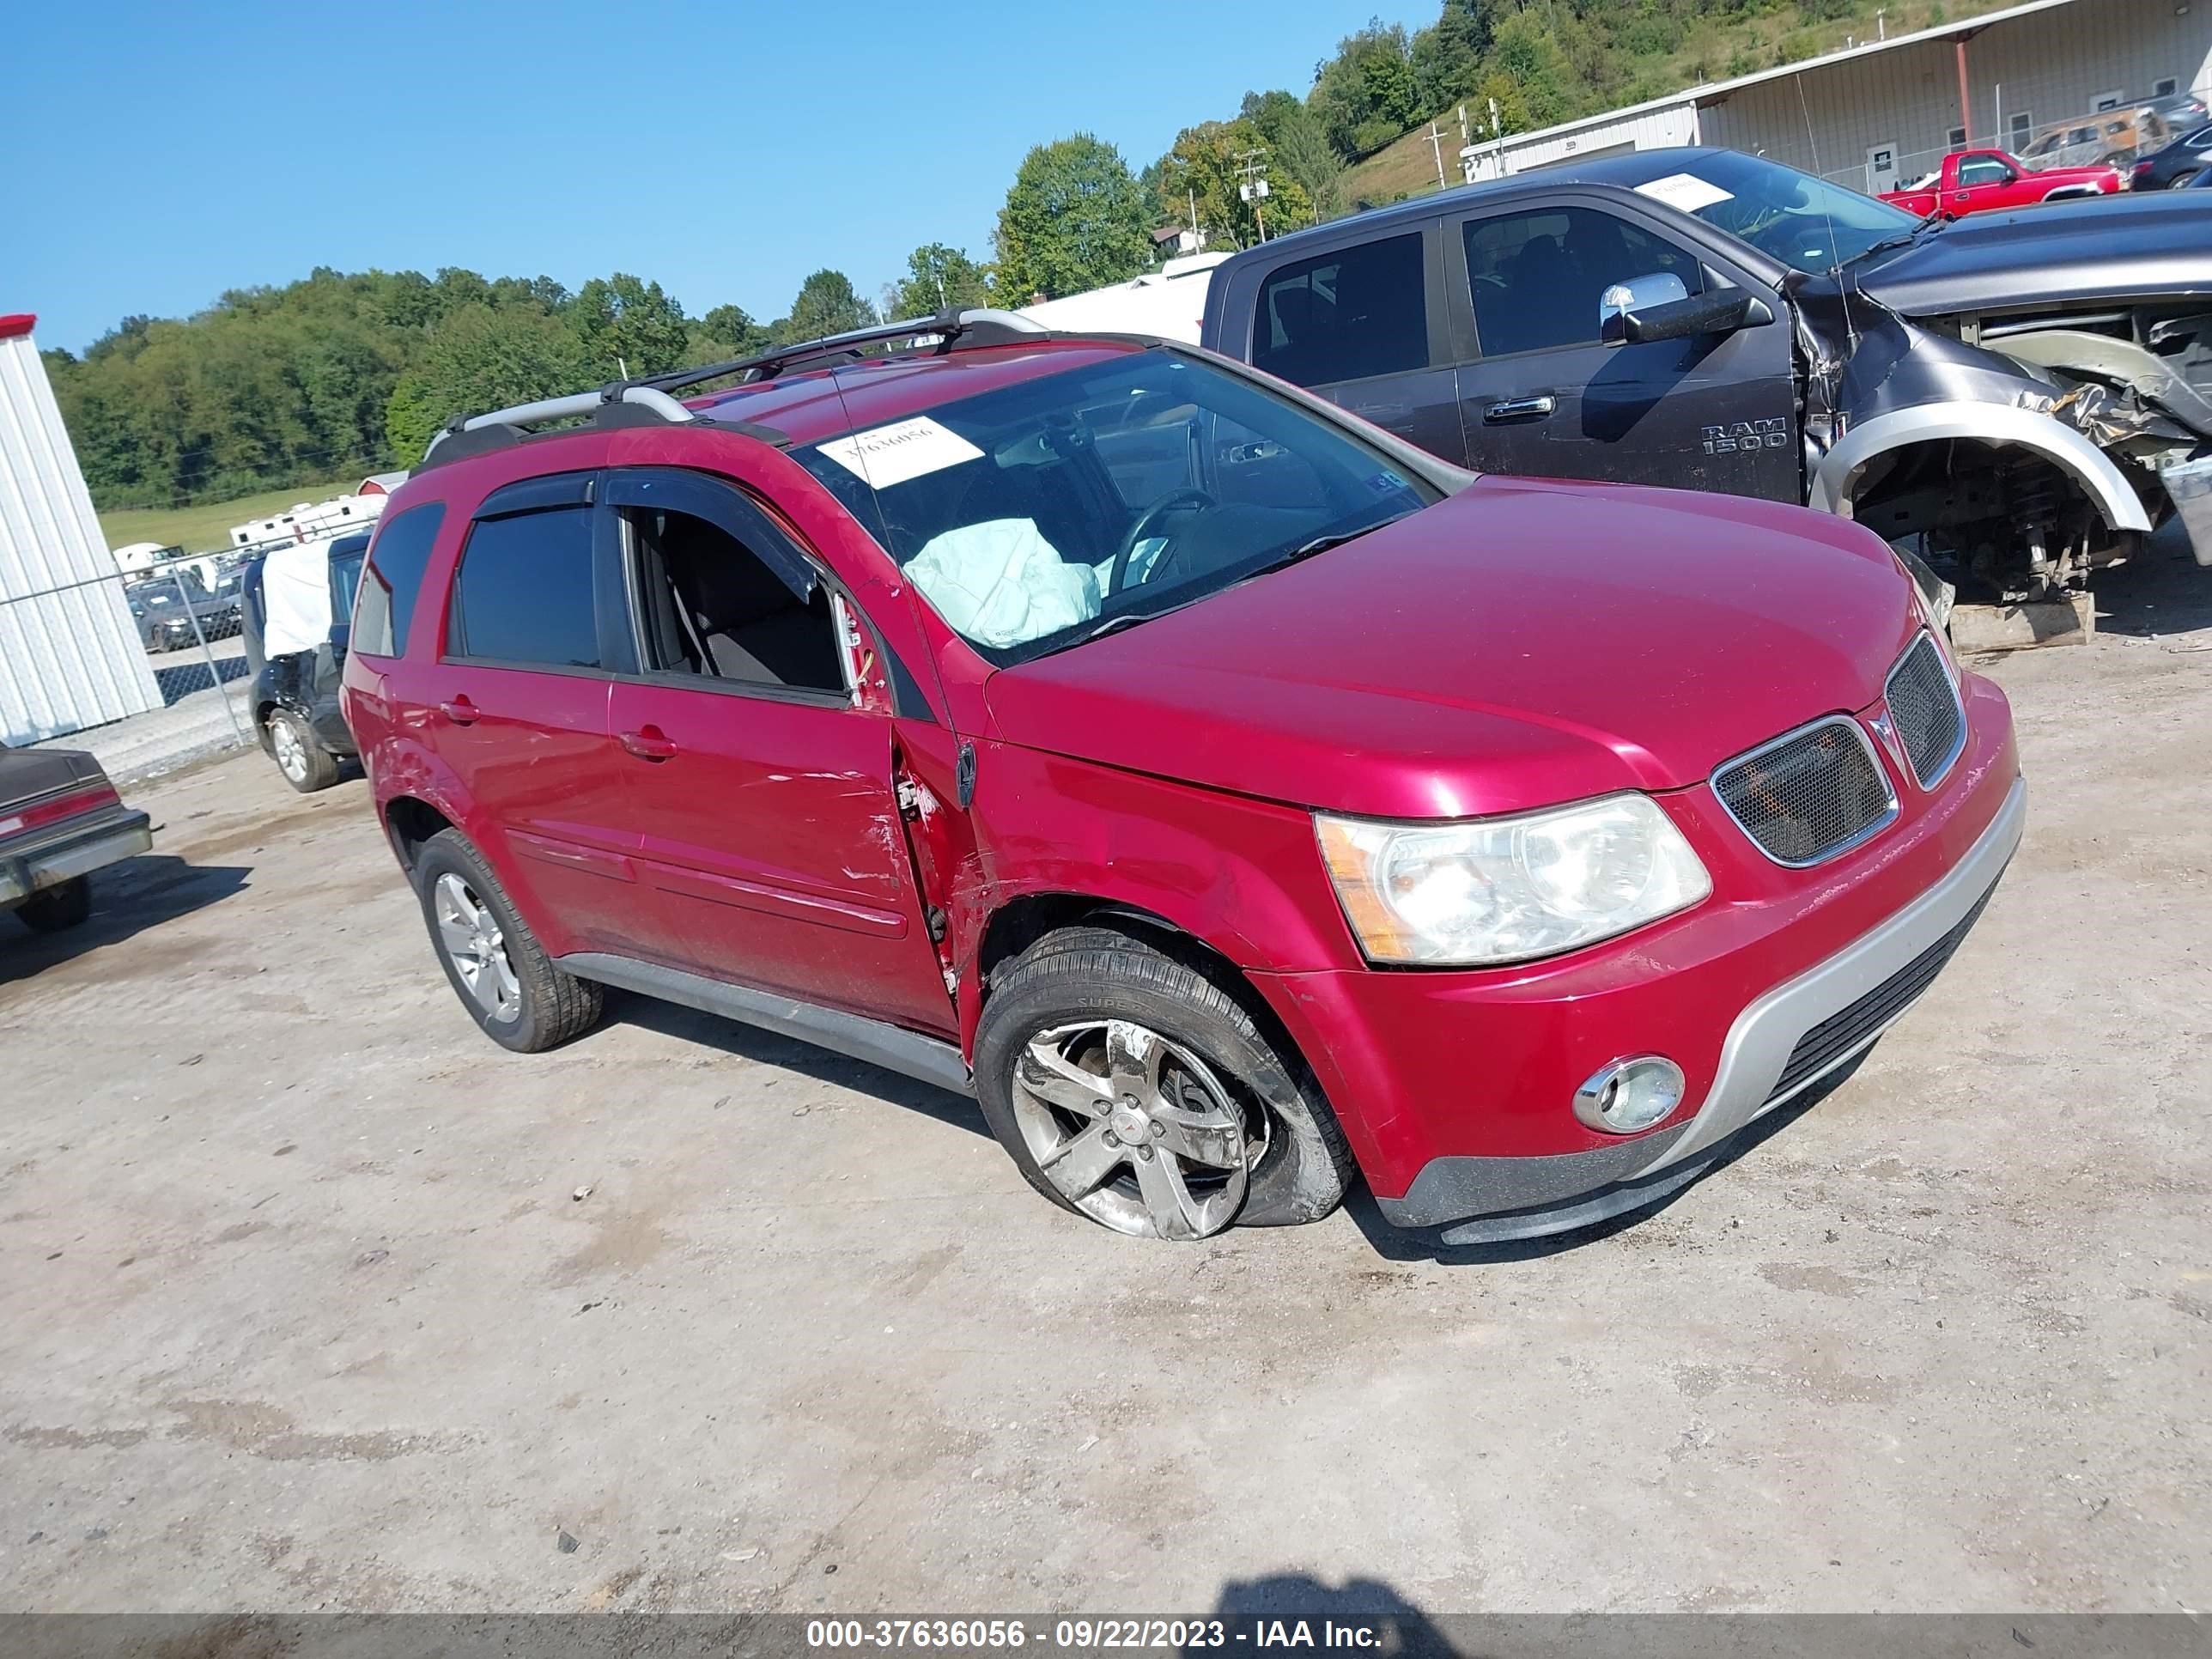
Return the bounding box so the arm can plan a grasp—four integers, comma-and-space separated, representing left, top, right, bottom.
1010, 1018, 1260, 1239
270, 717, 309, 784
434, 872, 520, 1020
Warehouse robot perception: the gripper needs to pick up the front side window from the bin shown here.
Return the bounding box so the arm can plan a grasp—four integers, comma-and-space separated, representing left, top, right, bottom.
621, 504, 845, 695
354, 502, 446, 659
1956, 155, 2014, 187
447, 506, 599, 668
1251, 233, 1429, 387
792, 350, 1438, 665
1464, 207, 1705, 357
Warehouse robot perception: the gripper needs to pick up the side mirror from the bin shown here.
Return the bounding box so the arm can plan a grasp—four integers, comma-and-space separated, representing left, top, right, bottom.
1601, 279, 1774, 347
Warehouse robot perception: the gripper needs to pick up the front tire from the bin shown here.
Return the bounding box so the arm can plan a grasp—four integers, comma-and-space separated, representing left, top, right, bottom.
268, 708, 339, 793
973, 926, 1354, 1241
412, 829, 601, 1052
15, 876, 93, 933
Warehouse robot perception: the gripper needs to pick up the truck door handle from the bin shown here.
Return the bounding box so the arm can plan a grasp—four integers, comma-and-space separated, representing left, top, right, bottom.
439, 696, 479, 726
1484, 396, 1557, 423
619, 726, 678, 761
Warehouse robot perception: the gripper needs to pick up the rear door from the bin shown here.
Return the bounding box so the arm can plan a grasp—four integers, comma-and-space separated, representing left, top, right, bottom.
429, 472, 653, 958
599, 468, 957, 1036
1444, 195, 1800, 502
1239, 225, 1468, 465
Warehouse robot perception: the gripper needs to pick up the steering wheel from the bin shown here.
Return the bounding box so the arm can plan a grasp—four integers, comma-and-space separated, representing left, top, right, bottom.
1109, 488, 1217, 595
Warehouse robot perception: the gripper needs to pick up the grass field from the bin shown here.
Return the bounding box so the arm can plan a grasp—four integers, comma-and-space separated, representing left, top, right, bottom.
1340, 0, 2018, 210
95, 477, 368, 558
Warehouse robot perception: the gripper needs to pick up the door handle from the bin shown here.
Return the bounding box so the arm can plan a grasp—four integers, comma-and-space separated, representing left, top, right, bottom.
1484, 396, 1558, 424
439, 696, 478, 726
619, 726, 678, 761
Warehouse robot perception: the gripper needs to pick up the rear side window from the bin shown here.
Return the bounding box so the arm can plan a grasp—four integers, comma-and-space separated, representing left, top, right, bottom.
1251, 233, 1427, 388
354, 503, 445, 659
1464, 207, 1704, 358
447, 507, 600, 668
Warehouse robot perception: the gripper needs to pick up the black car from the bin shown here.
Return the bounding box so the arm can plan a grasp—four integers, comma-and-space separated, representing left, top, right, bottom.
2132, 121, 2212, 190
241, 532, 367, 793
1200, 146, 2212, 605
125, 568, 243, 653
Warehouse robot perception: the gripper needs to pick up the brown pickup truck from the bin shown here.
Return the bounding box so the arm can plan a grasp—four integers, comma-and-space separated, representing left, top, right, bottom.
1, 741, 151, 933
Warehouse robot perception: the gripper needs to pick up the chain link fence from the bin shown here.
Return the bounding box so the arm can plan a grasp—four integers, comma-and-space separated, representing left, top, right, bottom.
8, 552, 259, 784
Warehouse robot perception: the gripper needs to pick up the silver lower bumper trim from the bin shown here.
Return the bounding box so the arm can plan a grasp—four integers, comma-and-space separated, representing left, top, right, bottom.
1639, 773, 2026, 1176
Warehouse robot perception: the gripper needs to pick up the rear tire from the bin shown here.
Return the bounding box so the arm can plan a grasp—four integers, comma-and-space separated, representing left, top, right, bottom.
412, 829, 601, 1052
15, 876, 93, 933
973, 925, 1354, 1241
268, 708, 339, 793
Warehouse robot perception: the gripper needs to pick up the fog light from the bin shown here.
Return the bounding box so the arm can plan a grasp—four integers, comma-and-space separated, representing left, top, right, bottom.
1573, 1056, 1686, 1135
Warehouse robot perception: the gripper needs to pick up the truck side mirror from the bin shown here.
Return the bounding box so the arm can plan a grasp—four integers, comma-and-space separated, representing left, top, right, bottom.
1601, 278, 1773, 347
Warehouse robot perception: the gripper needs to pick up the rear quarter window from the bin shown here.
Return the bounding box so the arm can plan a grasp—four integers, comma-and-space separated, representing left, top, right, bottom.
354, 503, 447, 659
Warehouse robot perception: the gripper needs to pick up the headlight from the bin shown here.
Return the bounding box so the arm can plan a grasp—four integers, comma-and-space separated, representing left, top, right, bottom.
1315, 793, 1711, 967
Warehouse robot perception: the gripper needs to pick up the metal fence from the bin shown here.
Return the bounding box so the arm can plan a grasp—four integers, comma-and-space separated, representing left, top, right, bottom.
7, 553, 257, 782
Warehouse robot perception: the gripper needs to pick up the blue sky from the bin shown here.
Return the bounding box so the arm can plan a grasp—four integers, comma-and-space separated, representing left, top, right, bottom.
1, 0, 1413, 354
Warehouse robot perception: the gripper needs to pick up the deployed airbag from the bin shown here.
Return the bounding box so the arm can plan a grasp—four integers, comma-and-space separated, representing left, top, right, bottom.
906, 518, 1100, 648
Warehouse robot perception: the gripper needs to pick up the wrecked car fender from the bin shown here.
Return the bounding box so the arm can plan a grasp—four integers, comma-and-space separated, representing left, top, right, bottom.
1807, 401, 2154, 535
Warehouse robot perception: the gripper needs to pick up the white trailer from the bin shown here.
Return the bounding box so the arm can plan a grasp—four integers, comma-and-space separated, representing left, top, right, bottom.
0, 313, 162, 745
1017, 253, 1231, 344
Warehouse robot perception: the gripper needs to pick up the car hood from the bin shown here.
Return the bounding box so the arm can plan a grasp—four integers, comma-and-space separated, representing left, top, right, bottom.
1854, 191, 2212, 315
984, 478, 1919, 820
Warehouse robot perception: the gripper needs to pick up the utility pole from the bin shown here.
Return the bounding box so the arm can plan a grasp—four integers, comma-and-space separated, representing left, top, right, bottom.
1426, 120, 1449, 188
1488, 97, 1504, 179
1234, 148, 1272, 244
1188, 186, 1200, 252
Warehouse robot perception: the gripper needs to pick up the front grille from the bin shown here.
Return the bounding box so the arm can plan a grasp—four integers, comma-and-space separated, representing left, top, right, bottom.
1885, 634, 1966, 788
1712, 718, 1897, 866
1765, 884, 1996, 1104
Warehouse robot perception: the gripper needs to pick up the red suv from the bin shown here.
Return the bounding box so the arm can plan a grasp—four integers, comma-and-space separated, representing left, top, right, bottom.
343, 310, 2024, 1246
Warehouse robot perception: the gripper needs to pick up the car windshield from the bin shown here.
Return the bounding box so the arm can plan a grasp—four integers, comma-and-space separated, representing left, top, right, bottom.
791, 349, 1440, 665
1635, 150, 1921, 272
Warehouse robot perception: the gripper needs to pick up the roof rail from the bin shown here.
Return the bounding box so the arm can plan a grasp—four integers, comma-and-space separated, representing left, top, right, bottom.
636, 306, 1046, 395
416, 307, 1046, 468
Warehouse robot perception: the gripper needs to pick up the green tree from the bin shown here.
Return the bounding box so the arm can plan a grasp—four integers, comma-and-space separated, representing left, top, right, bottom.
994, 134, 1152, 302
1157, 118, 1316, 249
381, 303, 594, 464
569, 273, 690, 377
889, 244, 994, 319
689, 303, 774, 364
779, 270, 877, 342
1310, 20, 1420, 159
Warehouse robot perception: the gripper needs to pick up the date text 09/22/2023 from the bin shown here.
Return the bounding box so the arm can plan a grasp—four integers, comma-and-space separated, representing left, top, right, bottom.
805, 1619, 1389, 1650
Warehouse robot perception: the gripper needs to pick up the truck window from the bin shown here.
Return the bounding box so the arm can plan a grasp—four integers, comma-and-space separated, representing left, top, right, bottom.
1251, 234, 1428, 388
1956, 155, 2014, 187
1463, 208, 1703, 358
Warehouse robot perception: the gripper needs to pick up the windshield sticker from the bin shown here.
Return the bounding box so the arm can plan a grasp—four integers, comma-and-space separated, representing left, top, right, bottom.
1368, 470, 1409, 495
1635, 173, 1735, 214
816, 416, 984, 489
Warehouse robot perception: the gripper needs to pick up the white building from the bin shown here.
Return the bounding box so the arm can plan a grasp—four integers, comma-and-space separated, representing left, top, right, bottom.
1460, 0, 2212, 196
1016, 253, 1234, 345
0, 313, 161, 746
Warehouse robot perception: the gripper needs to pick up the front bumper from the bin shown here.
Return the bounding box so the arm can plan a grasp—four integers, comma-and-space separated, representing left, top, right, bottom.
0, 809, 154, 908
1380, 775, 2025, 1243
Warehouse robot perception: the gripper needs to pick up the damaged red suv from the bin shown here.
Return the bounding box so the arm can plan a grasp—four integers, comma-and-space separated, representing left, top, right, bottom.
343, 311, 2023, 1245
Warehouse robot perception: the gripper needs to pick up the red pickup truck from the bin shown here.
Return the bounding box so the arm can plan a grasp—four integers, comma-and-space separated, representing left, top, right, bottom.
1881, 148, 2122, 217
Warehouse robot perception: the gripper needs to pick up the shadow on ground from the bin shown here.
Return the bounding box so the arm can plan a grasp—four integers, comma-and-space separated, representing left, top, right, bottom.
1199, 1574, 1457, 1655
0, 855, 251, 987
602, 988, 992, 1139
2091, 535, 2212, 640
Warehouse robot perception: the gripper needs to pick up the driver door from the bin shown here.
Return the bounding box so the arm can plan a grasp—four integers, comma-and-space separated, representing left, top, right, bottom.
1444, 199, 1800, 502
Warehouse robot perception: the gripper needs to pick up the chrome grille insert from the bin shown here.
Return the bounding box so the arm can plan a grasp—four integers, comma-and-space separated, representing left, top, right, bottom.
1711, 716, 1898, 868
1884, 633, 1966, 790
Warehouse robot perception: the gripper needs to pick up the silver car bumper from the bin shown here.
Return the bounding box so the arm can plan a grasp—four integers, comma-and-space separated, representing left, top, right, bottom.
1404, 774, 2027, 1245
0, 810, 154, 907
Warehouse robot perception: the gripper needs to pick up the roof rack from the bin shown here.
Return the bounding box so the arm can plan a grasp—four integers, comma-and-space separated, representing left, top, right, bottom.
417, 307, 1046, 470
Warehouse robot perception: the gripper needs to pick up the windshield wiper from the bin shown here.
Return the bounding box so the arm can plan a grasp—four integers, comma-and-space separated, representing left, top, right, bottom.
1073, 513, 1417, 647
1850, 213, 1948, 264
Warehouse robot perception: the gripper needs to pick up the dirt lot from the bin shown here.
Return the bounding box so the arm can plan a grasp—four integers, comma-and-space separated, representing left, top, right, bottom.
3, 551, 2209, 1618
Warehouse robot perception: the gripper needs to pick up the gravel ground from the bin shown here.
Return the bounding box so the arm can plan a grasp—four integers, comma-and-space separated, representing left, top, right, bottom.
1, 550, 2208, 1617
